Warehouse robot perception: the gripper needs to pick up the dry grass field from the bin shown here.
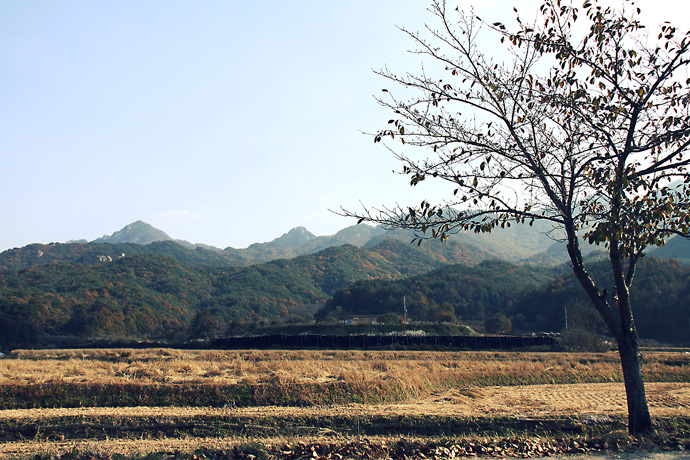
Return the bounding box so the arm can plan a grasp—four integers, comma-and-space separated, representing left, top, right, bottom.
3, 347, 689, 387
0, 348, 688, 459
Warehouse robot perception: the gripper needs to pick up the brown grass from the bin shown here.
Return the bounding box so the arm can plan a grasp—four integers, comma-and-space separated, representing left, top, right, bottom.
0, 349, 688, 458
2, 348, 688, 391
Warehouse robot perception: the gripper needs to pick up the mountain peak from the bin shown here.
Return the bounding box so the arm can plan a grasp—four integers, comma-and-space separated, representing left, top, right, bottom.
92, 221, 172, 245
271, 226, 317, 248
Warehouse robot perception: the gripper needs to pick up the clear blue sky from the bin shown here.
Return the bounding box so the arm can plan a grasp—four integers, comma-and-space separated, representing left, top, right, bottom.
1, 0, 686, 250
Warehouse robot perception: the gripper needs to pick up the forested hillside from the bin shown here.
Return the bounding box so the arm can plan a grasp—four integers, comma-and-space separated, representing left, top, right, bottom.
0, 239, 491, 351
510, 257, 690, 343
316, 260, 557, 323
318, 257, 690, 344
2, 218, 689, 351
0, 255, 211, 349
0, 241, 248, 271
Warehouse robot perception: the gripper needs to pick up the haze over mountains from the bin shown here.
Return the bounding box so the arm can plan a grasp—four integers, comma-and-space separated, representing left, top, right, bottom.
93, 220, 382, 253
2, 219, 689, 271
100, 219, 557, 259
79, 219, 690, 263
0, 219, 554, 270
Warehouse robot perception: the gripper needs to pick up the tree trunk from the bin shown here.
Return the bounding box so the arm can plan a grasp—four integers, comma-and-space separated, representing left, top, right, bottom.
617, 329, 652, 434
565, 232, 652, 435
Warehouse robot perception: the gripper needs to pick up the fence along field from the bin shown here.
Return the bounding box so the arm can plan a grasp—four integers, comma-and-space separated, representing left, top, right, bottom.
0, 348, 689, 458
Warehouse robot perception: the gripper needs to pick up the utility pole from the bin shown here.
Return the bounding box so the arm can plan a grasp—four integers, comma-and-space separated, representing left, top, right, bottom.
403, 296, 407, 323
564, 305, 568, 330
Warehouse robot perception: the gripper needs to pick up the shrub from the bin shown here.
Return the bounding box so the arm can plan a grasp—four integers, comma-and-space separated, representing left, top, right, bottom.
377, 313, 402, 324
560, 327, 610, 352
484, 314, 512, 334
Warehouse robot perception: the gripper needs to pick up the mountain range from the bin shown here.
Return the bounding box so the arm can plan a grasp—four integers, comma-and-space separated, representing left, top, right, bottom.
2, 219, 689, 271
0, 219, 565, 269
1, 219, 689, 350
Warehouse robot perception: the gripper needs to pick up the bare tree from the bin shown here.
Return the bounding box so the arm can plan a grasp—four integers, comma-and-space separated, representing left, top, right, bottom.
342, 0, 690, 434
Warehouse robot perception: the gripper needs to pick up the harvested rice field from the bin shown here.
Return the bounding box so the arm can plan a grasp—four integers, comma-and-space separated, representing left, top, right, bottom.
0, 348, 688, 459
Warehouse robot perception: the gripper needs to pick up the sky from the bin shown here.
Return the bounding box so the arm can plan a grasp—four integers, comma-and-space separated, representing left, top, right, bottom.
2, 0, 689, 251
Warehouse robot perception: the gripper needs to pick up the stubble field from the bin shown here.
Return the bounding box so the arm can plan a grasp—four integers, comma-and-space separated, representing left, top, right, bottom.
0, 348, 688, 459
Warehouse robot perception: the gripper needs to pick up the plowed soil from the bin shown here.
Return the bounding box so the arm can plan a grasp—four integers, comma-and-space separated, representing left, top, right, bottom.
1, 382, 689, 458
